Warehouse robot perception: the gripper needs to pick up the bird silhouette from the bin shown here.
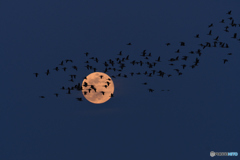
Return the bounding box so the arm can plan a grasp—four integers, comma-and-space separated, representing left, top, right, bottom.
227, 10, 232, 15
194, 34, 199, 38
76, 98, 83, 101
90, 85, 97, 92
83, 82, 88, 87
103, 85, 108, 88
59, 61, 64, 66
223, 59, 228, 64
148, 89, 154, 92
34, 73, 39, 77
180, 42, 185, 46
156, 56, 161, 62
69, 79, 74, 82
231, 33, 237, 39
141, 50, 146, 56
174, 69, 180, 72
220, 19, 225, 23
54, 67, 59, 71
207, 30, 212, 35
65, 59, 73, 63
224, 28, 229, 32
208, 23, 213, 28
182, 56, 188, 61
46, 69, 50, 75
214, 36, 219, 41
66, 89, 71, 94
181, 64, 186, 69
72, 66, 78, 71
88, 88, 92, 93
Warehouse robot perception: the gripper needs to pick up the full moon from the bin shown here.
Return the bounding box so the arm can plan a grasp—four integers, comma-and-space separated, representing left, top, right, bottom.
82, 72, 114, 104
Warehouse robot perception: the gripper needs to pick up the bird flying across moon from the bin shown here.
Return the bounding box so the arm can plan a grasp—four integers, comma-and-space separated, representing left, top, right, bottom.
35, 10, 237, 101
82, 72, 114, 104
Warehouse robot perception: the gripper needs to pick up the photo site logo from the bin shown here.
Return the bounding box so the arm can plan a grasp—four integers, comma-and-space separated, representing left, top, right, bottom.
210, 151, 238, 157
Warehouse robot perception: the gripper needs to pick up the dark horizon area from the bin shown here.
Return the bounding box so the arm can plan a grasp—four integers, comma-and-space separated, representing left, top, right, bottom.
1, 0, 240, 159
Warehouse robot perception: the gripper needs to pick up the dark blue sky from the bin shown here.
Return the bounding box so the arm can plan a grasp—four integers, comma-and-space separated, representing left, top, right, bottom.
1, 0, 240, 159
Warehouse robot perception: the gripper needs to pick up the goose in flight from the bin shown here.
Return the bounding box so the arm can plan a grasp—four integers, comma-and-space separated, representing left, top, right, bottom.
194, 34, 199, 38
166, 43, 171, 46
231, 33, 237, 39
65, 59, 73, 63
207, 30, 212, 35
72, 66, 77, 71
181, 64, 186, 69
46, 69, 50, 75
34, 73, 39, 77
83, 82, 88, 87
88, 88, 92, 93
214, 36, 219, 41
103, 85, 108, 88
223, 59, 228, 64
76, 98, 83, 101
180, 42, 185, 46
59, 61, 64, 66
148, 89, 154, 92
53, 67, 59, 71
182, 56, 188, 61
227, 10, 232, 15
208, 23, 213, 28
156, 56, 161, 62
66, 89, 71, 94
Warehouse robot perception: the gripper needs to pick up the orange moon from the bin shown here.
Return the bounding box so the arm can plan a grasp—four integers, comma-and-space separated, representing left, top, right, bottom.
82, 72, 114, 104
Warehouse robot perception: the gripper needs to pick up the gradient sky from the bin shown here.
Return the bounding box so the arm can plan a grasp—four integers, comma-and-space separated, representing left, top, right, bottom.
1, 0, 240, 159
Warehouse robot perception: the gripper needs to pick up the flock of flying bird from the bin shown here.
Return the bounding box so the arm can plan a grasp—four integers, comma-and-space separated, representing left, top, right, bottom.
34, 10, 239, 102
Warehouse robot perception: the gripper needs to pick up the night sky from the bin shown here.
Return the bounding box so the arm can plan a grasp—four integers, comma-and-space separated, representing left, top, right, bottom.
1, 0, 240, 159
